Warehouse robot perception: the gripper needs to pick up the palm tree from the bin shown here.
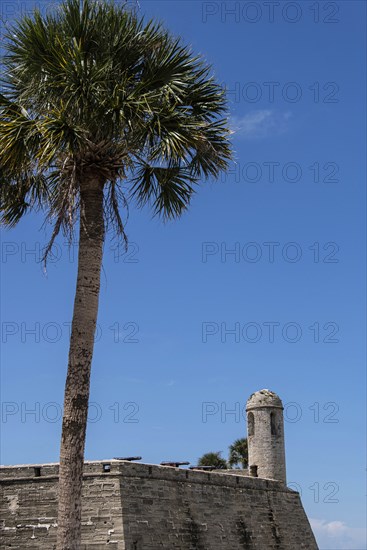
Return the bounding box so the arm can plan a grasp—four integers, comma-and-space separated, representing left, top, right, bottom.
228, 437, 248, 469
0, 1, 231, 548
198, 451, 228, 469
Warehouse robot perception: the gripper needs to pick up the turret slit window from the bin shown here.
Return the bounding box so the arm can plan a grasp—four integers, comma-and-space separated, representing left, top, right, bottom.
248, 412, 254, 436
270, 412, 277, 435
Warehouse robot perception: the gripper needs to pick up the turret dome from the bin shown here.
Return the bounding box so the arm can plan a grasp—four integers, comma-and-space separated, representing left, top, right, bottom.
246, 389, 283, 411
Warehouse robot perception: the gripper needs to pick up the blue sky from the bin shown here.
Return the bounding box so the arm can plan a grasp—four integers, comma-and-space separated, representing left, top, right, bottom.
0, 1, 366, 549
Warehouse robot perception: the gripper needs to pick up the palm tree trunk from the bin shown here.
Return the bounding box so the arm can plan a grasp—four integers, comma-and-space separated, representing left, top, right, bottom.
56, 178, 105, 550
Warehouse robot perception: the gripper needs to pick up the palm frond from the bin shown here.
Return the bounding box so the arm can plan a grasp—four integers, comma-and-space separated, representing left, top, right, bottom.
0, 170, 50, 227
130, 161, 197, 219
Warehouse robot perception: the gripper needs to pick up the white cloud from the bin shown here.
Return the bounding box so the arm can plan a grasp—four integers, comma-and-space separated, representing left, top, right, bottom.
231, 109, 292, 139
310, 518, 366, 550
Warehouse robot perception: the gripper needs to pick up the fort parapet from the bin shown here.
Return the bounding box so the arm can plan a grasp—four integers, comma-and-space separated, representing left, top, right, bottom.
0, 389, 318, 549
1, 459, 318, 549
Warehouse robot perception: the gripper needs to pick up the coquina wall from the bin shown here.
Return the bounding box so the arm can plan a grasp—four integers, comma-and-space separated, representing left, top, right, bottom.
0, 460, 318, 550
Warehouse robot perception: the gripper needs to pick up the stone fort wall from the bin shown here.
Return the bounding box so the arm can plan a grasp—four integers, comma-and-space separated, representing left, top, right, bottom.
0, 460, 318, 550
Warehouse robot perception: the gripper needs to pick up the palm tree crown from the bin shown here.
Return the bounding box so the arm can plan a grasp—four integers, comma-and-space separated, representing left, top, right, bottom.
198, 451, 228, 469
228, 437, 248, 469
1, 0, 231, 243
